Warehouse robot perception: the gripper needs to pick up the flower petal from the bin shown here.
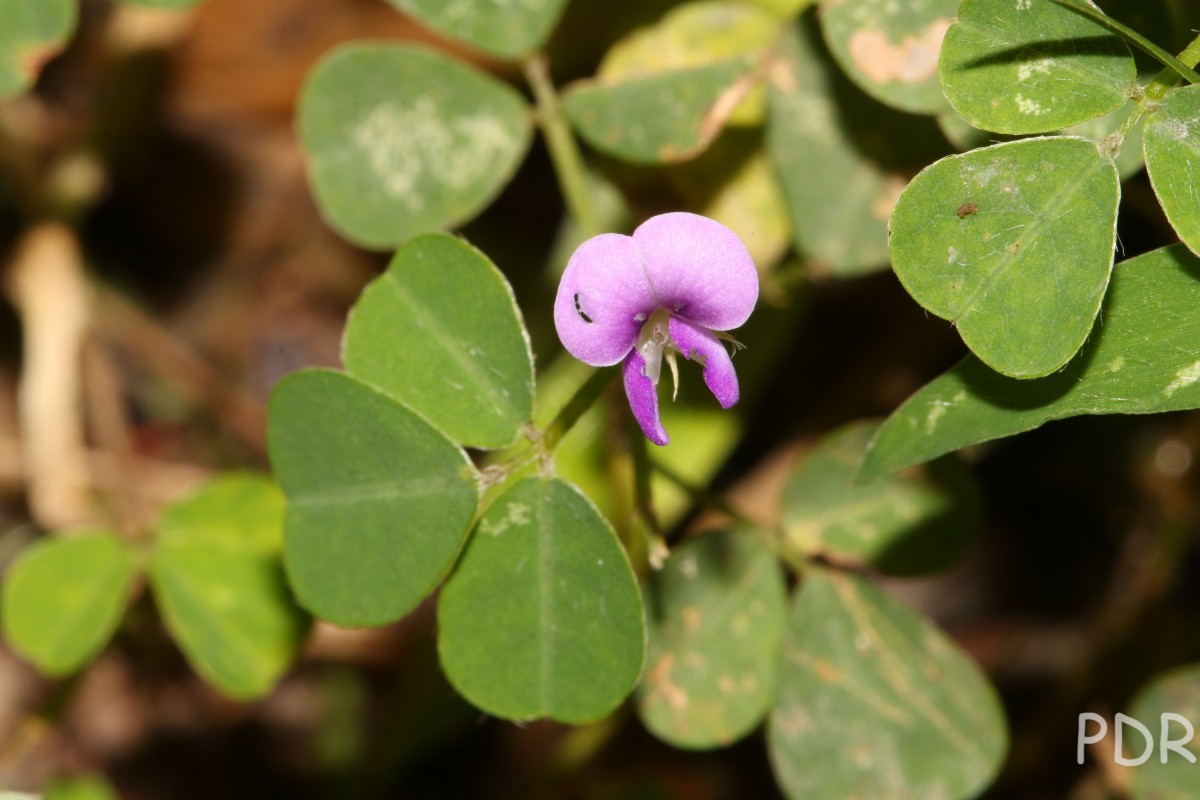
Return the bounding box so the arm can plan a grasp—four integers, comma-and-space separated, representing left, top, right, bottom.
554, 233, 656, 367
668, 316, 739, 409
622, 350, 669, 446
633, 212, 758, 331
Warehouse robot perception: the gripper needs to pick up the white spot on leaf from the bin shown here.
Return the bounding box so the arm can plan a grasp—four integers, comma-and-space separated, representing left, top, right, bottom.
352, 97, 519, 210
1164, 360, 1200, 397
1016, 58, 1054, 81
1015, 94, 1046, 115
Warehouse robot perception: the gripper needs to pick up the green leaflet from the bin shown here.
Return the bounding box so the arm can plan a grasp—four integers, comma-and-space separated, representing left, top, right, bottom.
268, 369, 479, 627
596, 1, 779, 127
783, 421, 980, 576
343, 233, 534, 450
1128, 665, 1200, 798
1144, 86, 1200, 259
861, 245, 1200, 480
2, 532, 136, 676
0, 0, 76, 100
768, 570, 1007, 800
768, 15, 950, 276
889, 136, 1120, 378
43, 776, 118, 800
298, 44, 531, 249
387, 0, 570, 61
564, 56, 757, 164
150, 474, 305, 700
819, 0, 958, 114
438, 477, 645, 724
637, 530, 786, 749
939, 0, 1135, 134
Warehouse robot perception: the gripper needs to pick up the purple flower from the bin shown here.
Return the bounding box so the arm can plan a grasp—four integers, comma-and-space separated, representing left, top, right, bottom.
554, 212, 758, 446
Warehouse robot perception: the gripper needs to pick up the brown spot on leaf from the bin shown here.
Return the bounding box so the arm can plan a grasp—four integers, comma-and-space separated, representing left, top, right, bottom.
956, 202, 979, 218
647, 654, 689, 711
814, 658, 840, 683
847, 19, 951, 86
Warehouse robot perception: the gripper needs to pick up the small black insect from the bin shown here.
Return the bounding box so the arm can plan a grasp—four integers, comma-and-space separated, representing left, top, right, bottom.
573, 293, 593, 323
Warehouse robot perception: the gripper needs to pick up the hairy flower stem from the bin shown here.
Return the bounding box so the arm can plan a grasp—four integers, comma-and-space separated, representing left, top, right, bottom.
523, 54, 602, 238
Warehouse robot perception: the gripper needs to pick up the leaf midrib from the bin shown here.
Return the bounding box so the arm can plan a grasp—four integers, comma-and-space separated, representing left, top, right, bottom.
953, 143, 1113, 324
289, 475, 468, 507
381, 271, 520, 429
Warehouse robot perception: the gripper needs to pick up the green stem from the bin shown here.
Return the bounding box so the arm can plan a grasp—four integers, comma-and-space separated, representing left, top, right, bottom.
1049, 0, 1200, 84
1179, 30, 1200, 71
523, 54, 602, 238
540, 367, 615, 453
1102, 28, 1200, 159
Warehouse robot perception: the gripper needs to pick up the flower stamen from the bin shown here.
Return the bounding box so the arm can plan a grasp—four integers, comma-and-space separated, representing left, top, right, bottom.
635, 307, 674, 386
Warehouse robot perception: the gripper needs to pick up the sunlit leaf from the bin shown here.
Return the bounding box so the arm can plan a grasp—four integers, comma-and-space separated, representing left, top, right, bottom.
861, 245, 1200, 480
299, 44, 531, 249
438, 477, 644, 723
150, 474, 305, 699
819, 0, 957, 114
637, 530, 786, 749
151, 546, 305, 700
768, 570, 1007, 799
783, 421, 979, 575
387, 0, 570, 61
268, 369, 478, 627
44, 776, 118, 800
564, 56, 758, 164
2, 532, 136, 676
597, 1, 779, 127
0, 0, 75, 100
889, 136, 1120, 378
157, 472, 284, 555
939, 0, 1135, 134
1144, 86, 1200, 259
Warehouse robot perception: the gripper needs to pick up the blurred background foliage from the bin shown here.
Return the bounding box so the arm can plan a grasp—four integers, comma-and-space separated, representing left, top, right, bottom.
0, 0, 1199, 798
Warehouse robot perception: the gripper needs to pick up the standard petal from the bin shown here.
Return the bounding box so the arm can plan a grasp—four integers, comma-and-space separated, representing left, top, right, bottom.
622, 350, 669, 446
554, 233, 656, 367
633, 212, 758, 331
668, 316, 739, 409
